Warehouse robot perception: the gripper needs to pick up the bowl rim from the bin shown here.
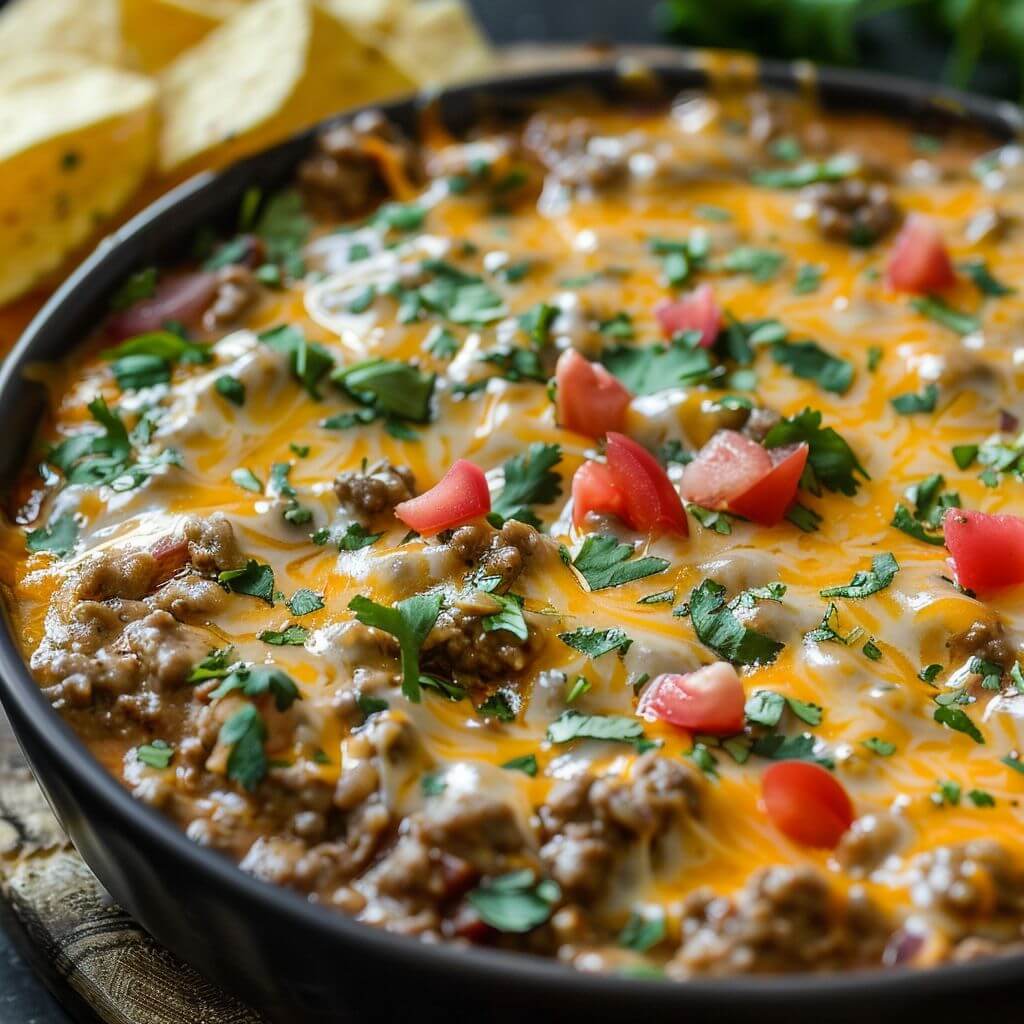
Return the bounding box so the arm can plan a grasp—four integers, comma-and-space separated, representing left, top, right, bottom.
3, 51, 1024, 1007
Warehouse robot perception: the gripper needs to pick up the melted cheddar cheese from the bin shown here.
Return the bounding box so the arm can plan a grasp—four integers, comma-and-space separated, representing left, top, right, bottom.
3, 83, 1024, 976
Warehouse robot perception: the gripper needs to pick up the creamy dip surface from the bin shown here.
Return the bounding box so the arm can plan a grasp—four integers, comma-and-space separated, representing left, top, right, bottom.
4, 80, 1024, 978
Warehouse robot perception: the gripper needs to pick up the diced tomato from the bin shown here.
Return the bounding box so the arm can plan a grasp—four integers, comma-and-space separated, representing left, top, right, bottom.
637, 663, 745, 735
885, 215, 956, 294
761, 761, 854, 849
681, 430, 772, 508
681, 431, 806, 526
555, 349, 632, 438
394, 459, 490, 535
106, 271, 218, 340
654, 283, 722, 348
571, 459, 628, 528
728, 443, 808, 526
605, 432, 688, 536
944, 508, 1024, 593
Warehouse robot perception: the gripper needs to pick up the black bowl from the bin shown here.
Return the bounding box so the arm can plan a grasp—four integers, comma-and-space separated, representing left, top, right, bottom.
2, 56, 1023, 1024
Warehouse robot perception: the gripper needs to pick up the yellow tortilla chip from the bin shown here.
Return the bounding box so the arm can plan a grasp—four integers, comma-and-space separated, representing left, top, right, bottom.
0, 0, 122, 66
158, 0, 414, 175
0, 64, 157, 303
387, 1, 493, 85
121, 0, 243, 74
322, 0, 410, 37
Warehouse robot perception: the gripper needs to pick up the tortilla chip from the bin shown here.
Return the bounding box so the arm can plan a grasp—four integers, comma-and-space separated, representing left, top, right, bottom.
0, 0, 122, 66
0, 64, 157, 303
158, 0, 414, 175
322, 0, 410, 37
121, 0, 243, 74
387, 1, 493, 85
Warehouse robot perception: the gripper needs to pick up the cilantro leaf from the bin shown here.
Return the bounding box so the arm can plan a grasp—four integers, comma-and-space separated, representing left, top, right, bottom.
110, 267, 157, 310
764, 407, 869, 496
618, 910, 666, 953
256, 189, 311, 276
338, 523, 382, 551
687, 579, 784, 666
600, 338, 712, 395
546, 710, 645, 745
891, 505, 945, 545
215, 374, 246, 405
959, 259, 1013, 297
564, 535, 669, 591
348, 592, 443, 701
468, 870, 560, 933
820, 552, 899, 599
210, 664, 301, 711
891, 383, 939, 414
721, 246, 785, 282
491, 442, 562, 525
260, 325, 335, 398
25, 513, 78, 558
332, 358, 435, 423
558, 627, 633, 658
482, 593, 529, 640
934, 704, 984, 744
219, 704, 267, 790
751, 154, 857, 189
910, 295, 980, 335
218, 559, 276, 604
501, 753, 538, 776
187, 647, 237, 683
863, 737, 896, 756
286, 588, 324, 616
258, 625, 309, 646
137, 739, 174, 769
770, 339, 853, 394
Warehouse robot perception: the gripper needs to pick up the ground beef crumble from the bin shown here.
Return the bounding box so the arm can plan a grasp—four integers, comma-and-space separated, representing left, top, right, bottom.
334, 459, 416, 520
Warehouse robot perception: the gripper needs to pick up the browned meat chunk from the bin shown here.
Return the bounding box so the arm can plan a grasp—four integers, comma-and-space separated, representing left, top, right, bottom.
947, 617, 1014, 670
538, 754, 701, 901
906, 841, 1024, 929
298, 110, 421, 217
670, 867, 889, 976
806, 178, 901, 244
202, 265, 260, 331
447, 518, 541, 589
741, 406, 781, 443
523, 113, 627, 191
834, 812, 910, 878
334, 459, 416, 519
421, 600, 544, 683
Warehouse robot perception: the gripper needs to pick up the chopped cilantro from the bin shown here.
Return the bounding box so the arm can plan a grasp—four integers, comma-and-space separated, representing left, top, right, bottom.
468, 870, 560, 933
721, 246, 785, 282
770, 339, 853, 394
287, 589, 324, 616
566, 676, 591, 703
563, 535, 669, 591
618, 910, 666, 953
820, 552, 899, 599
688, 504, 734, 535
260, 325, 335, 398
423, 325, 460, 360
933, 704, 984, 744
231, 467, 262, 493
764, 408, 869, 496
348, 593, 442, 701
547, 711, 645, 745
910, 295, 979, 335
958, 259, 1013, 297
256, 189, 311, 276
600, 337, 712, 395
215, 374, 246, 405
332, 358, 435, 423
867, 345, 883, 372
25, 513, 78, 558
219, 704, 267, 791
863, 737, 896, 756
482, 593, 529, 641
558, 627, 633, 659
218, 559, 276, 604
518, 302, 558, 345
793, 264, 824, 294
891, 382, 939, 414
751, 154, 857, 189
110, 267, 157, 310
932, 779, 961, 806
259, 625, 309, 646
952, 444, 979, 469
491, 442, 562, 526
210, 664, 301, 711
338, 523, 383, 551
187, 647, 236, 683
137, 739, 174, 769
687, 579, 784, 666
421, 772, 446, 796
501, 753, 538, 776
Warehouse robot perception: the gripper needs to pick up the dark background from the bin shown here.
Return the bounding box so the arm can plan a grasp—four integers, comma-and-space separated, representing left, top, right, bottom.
0, 0, 1009, 1019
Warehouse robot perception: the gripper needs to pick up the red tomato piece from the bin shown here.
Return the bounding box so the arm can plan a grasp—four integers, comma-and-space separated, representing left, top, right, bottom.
728, 443, 809, 525
637, 663, 745, 735
106, 271, 218, 339
653, 283, 722, 348
394, 459, 490, 535
571, 459, 628, 528
761, 761, 854, 849
680, 430, 772, 509
885, 215, 956, 294
944, 508, 1024, 593
555, 349, 632, 438
605, 432, 688, 536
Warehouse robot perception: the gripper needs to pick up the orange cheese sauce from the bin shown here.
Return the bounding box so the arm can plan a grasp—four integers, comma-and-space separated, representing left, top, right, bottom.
3, 87, 1024, 960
